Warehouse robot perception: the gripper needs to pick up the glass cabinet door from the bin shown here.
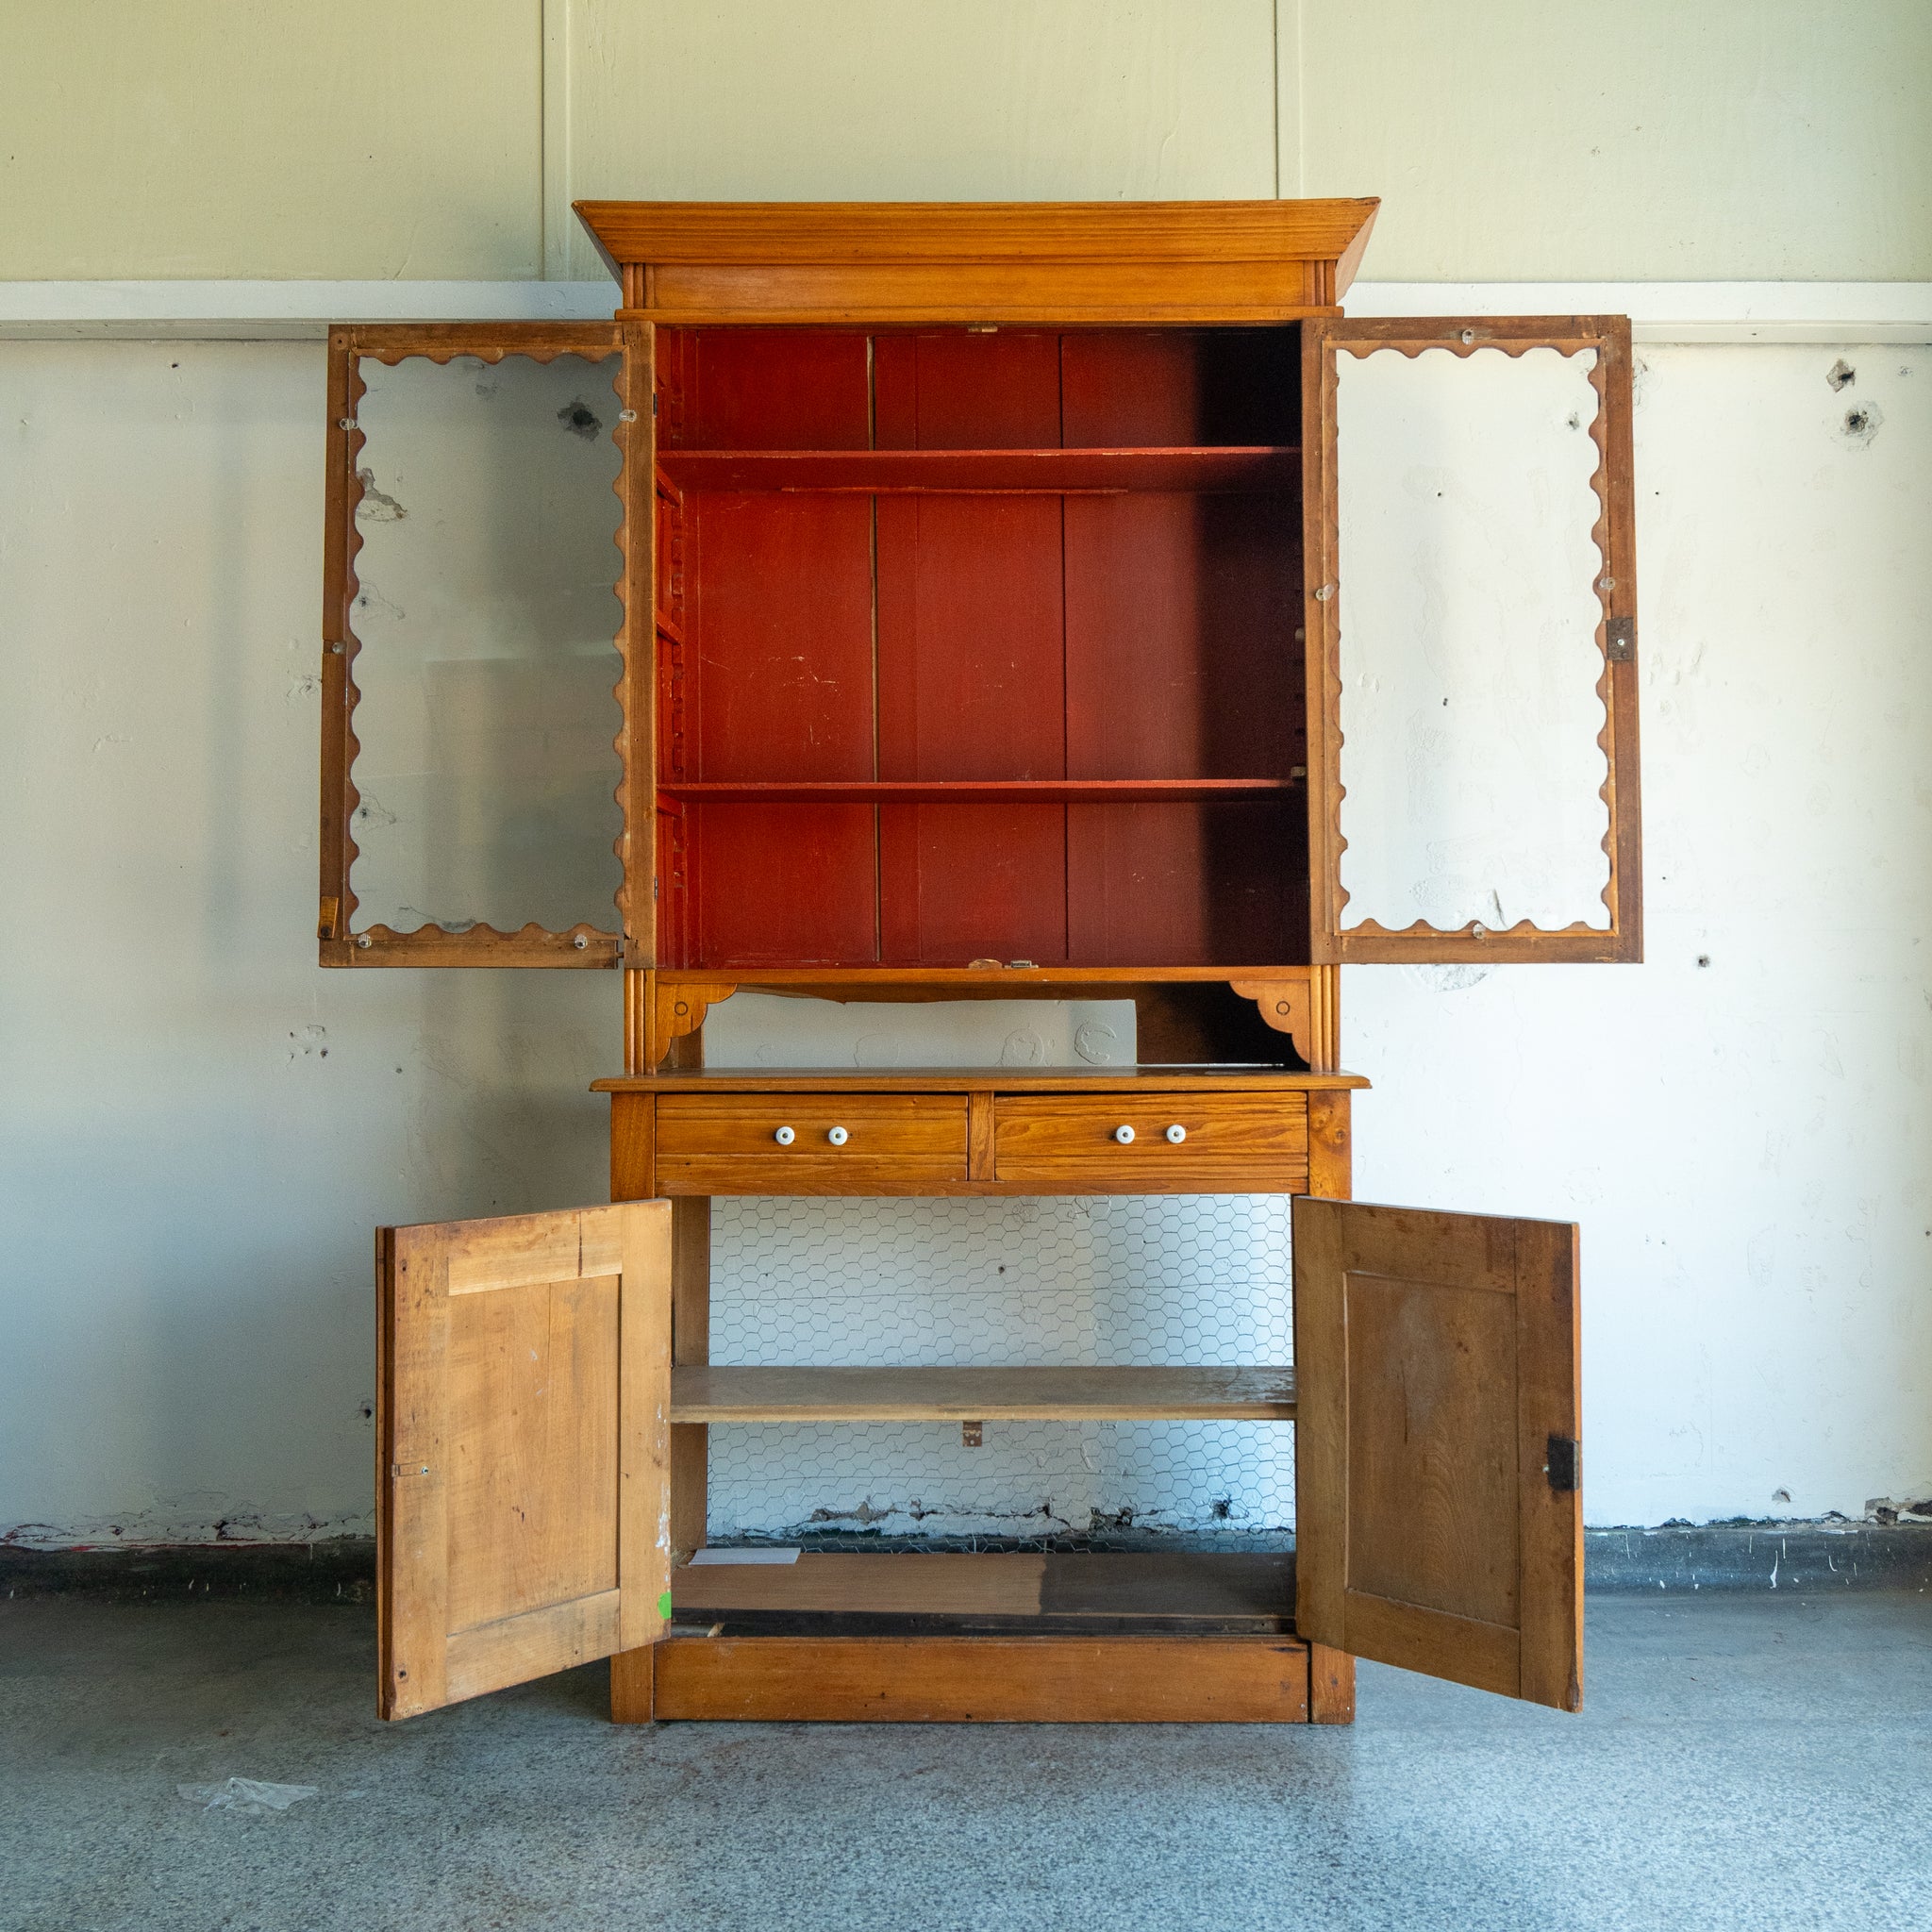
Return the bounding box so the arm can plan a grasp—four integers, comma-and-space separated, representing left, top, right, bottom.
1301, 317, 1641, 963
320, 323, 652, 966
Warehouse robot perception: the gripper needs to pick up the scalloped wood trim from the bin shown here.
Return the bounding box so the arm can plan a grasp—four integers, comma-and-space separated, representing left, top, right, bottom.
325, 923, 620, 968
1229, 970, 1339, 1073
652, 980, 739, 1068
319, 323, 640, 971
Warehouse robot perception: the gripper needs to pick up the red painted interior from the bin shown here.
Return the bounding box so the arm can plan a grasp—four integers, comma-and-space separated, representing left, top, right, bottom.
654, 327, 1307, 970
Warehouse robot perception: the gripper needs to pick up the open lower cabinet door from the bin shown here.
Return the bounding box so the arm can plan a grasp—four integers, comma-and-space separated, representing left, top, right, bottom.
377, 1201, 673, 1719
1292, 1197, 1583, 1710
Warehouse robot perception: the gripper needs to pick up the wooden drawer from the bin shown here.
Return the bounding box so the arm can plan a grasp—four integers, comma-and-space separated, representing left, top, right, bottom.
655, 1094, 969, 1193
993, 1093, 1308, 1190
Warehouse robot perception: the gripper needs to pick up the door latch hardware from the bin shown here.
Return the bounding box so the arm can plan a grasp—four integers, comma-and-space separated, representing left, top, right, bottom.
1606, 616, 1636, 663
1545, 1435, 1581, 1493
391, 1463, 431, 1479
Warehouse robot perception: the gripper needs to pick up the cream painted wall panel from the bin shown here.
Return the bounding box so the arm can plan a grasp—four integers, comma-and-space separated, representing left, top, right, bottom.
554, 0, 1277, 277
1298, 0, 1932, 280
4, 3, 1928, 284
0, 0, 543, 279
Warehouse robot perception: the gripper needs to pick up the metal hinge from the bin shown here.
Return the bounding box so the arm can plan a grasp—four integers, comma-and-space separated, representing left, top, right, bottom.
1545, 1435, 1581, 1493
391, 1462, 431, 1480
1606, 616, 1636, 664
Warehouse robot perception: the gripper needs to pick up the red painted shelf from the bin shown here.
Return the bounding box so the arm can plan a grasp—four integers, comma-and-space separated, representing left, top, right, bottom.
655, 446, 1300, 495
657, 778, 1302, 808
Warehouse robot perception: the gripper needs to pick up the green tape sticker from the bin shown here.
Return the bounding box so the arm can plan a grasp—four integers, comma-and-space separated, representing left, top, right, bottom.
658, 1591, 674, 1620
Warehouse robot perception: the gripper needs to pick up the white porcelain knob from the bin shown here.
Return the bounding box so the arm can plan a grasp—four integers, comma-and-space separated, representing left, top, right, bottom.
1166, 1124, 1187, 1144
827, 1124, 849, 1146
774, 1125, 795, 1146
1114, 1124, 1136, 1144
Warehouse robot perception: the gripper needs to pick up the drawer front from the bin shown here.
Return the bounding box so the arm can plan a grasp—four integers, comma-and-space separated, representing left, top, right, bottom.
655, 1094, 969, 1192
993, 1094, 1308, 1189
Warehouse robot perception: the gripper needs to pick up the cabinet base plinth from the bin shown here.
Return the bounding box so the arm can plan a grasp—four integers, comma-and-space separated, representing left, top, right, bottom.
623, 1634, 1320, 1724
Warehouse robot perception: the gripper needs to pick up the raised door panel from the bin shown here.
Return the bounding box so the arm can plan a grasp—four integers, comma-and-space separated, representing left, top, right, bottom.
1292, 1197, 1582, 1710
1302, 317, 1641, 963
378, 1201, 673, 1719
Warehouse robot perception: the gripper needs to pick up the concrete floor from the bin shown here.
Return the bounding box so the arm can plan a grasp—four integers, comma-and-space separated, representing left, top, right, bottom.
3, 1593, 1927, 1932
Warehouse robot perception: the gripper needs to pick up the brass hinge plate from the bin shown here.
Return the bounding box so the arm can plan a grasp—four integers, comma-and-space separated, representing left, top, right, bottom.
1545, 1435, 1581, 1493
1606, 616, 1636, 664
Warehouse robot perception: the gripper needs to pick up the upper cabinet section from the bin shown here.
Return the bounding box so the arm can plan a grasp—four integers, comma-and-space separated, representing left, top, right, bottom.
1302, 318, 1641, 964
574, 198, 1381, 325
315, 210, 1641, 981
651, 324, 1308, 974
321, 324, 652, 967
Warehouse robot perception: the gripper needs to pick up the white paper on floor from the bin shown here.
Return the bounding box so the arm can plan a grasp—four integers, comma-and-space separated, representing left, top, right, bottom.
177, 1777, 321, 1813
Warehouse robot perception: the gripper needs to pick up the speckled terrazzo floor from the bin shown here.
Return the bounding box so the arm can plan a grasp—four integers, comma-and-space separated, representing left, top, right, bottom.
4, 1591, 1927, 1931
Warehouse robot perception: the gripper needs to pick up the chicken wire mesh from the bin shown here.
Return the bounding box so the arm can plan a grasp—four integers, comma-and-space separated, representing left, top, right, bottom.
706, 1192, 1297, 1542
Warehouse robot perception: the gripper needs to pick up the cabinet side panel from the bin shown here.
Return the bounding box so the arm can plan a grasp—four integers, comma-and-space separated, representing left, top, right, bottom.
876, 491, 1067, 964
685, 486, 877, 965
619, 324, 656, 961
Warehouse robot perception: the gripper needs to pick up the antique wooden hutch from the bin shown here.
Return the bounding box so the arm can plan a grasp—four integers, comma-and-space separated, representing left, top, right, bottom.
325, 200, 1640, 1725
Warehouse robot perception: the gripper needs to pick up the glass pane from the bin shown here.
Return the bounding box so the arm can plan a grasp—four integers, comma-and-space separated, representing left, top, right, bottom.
1334, 344, 1609, 933
347, 353, 625, 936
701, 991, 1139, 1069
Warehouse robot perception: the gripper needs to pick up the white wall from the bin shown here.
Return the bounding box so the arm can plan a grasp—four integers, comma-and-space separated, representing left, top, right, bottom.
1357, 341, 1932, 1524
4, 1, 1929, 1542
2, 334, 1926, 1541
0, 343, 617, 1543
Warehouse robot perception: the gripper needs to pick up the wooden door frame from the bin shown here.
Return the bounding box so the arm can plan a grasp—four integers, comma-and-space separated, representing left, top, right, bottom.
320, 321, 648, 969
1301, 314, 1641, 964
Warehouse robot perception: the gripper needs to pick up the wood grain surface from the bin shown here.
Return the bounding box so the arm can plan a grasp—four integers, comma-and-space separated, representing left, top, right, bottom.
377, 1202, 672, 1721
1291, 1197, 1582, 1712
648, 1635, 1312, 1723
668, 1364, 1297, 1423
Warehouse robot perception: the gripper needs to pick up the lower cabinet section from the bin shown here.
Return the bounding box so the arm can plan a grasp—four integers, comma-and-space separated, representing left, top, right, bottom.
608, 1548, 1354, 1724
375, 1093, 1582, 1727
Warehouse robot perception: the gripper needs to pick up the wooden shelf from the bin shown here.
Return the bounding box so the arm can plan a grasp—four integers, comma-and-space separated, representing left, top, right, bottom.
657, 777, 1299, 808
670, 1364, 1297, 1422
656, 445, 1299, 495
671, 1550, 1294, 1631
